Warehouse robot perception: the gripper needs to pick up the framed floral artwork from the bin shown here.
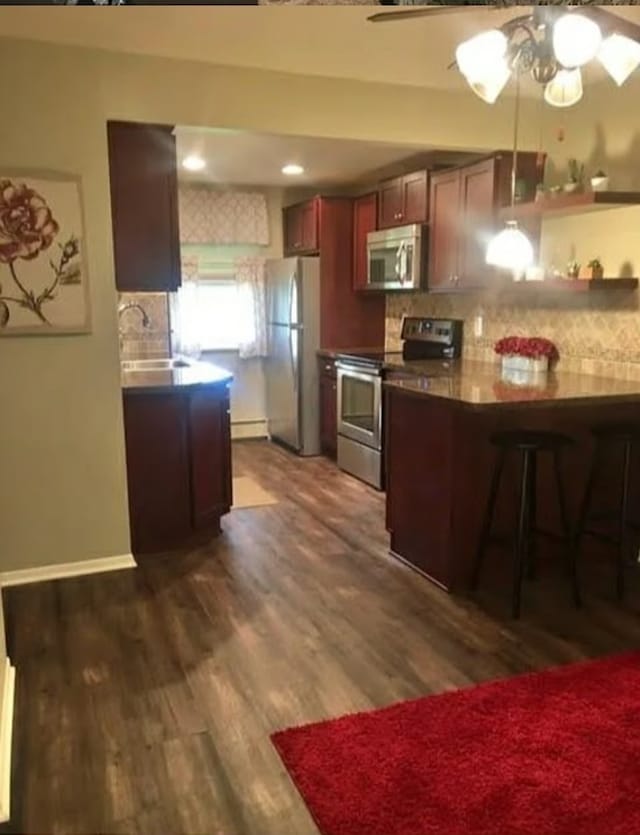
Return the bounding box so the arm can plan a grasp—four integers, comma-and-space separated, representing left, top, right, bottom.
0, 170, 91, 335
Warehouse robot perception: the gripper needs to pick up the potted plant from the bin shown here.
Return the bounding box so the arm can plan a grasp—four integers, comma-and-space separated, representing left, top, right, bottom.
564, 158, 584, 193
494, 336, 558, 379
590, 169, 610, 192
567, 259, 581, 279
587, 257, 604, 280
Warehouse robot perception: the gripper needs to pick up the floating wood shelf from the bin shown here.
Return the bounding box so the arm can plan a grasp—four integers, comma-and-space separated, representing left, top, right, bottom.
507, 278, 638, 293
499, 191, 640, 221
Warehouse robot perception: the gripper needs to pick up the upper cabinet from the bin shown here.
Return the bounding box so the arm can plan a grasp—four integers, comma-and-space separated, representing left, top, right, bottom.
428, 152, 540, 292
107, 121, 181, 292
283, 198, 319, 255
378, 170, 429, 229
352, 192, 378, 291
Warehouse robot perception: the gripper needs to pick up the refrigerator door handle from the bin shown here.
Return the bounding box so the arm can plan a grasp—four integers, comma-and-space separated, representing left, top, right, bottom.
289, 326, 298, 392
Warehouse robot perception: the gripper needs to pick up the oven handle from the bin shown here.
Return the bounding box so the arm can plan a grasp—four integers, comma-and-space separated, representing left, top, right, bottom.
335, 362, 381, 379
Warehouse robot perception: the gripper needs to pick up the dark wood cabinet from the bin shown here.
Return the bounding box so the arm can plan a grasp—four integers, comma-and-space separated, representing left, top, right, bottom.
353, 192, 378, 291
428, 152, 540, 292
378, 170, 428, 229
317, 197, 386, 350
319, 358, 338, 458
122, 383, 232, 555
283, 198, 319, 255
107, 121, 181, 292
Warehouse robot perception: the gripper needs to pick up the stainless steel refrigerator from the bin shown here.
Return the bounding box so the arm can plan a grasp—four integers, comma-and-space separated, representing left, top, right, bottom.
265, 257, 320, 456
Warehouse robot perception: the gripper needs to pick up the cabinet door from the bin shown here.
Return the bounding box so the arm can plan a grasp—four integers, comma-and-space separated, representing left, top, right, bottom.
122, 392, 191, 555
402, 170, 429, 225
284, 205, 302, 255
428, 170, 461, 292
300, 199, 319, 253
107, 121, 181, 292
319, 372, 338, 458
189, 387, 232, 529
458, 158, 497, 289
378, 177, 403, 229
353, 192, 378, 290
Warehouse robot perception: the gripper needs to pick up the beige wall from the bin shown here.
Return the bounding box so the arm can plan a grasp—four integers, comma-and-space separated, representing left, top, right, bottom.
386, 73, 640, 379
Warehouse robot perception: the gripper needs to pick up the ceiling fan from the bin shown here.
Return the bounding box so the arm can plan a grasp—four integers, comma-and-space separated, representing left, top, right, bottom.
368, 1, 640, 107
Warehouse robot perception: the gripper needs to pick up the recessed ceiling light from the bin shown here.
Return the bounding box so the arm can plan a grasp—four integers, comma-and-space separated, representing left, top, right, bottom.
282, 163, 304, 176
182, 154, 206, 172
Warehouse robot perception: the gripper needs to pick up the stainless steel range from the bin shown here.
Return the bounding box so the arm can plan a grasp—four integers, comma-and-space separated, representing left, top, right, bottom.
335, 317, 463, 489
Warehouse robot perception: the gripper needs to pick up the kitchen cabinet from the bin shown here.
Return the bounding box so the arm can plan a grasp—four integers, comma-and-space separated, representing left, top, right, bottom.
122, 382, 232, 555
353, 192, 378, 291
378, 170, 429, 229
107, 121, 181, 292
428, 152, 540, 292
283, 198, 319, 255
319, 357, 338, 458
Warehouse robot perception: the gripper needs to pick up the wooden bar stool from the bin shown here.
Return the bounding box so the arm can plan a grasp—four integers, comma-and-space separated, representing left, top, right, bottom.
471, 429, 580, 618
574, 423, 640, 600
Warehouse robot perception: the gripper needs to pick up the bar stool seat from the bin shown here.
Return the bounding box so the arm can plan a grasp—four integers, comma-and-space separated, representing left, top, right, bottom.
472, 428, 580, 618
574, 422, 640, 600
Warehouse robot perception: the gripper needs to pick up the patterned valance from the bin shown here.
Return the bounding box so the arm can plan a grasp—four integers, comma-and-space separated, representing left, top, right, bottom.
178, 185, 270, 246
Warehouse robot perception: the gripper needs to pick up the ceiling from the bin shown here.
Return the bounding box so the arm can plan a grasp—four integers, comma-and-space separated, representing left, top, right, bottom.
174, 127, 431, 186
1, 5, 637, 92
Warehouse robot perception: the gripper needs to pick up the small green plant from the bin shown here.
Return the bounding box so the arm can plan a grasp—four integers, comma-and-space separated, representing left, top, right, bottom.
587, 258, 602, 269
568, 158, 585, 185
567, 259, 581, 278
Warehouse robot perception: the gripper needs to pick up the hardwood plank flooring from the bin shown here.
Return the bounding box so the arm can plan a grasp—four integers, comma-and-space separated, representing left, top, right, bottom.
3, 439, 640, 834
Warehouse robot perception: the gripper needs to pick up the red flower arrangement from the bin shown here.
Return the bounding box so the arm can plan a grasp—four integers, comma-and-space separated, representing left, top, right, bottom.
494, 336, 559, 361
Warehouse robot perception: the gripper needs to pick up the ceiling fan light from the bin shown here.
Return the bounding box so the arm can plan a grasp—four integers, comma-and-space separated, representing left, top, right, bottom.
553, 13, 602, 68
456, 29, 508, 77
467, 62, 511, 104
544, 68, 583, 108
486, 221, 534, 272
598, 34, 640, 86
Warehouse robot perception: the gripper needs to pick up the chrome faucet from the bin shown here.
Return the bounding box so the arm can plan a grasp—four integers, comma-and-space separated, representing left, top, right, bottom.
118, 302, 151, 329
118, 302, 150, 354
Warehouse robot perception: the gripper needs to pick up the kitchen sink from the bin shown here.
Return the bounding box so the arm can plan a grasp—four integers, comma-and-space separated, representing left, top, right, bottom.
121, 357, 192, 372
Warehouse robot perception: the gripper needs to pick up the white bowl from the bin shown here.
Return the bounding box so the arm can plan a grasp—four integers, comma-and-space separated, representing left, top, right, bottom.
591, 176, 610, 192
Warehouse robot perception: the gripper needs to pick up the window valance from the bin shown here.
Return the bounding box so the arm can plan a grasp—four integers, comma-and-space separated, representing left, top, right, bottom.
178, 185, 270, 246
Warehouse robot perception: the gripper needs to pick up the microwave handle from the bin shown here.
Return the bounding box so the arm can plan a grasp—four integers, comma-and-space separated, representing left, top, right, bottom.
395, 241, 408, 284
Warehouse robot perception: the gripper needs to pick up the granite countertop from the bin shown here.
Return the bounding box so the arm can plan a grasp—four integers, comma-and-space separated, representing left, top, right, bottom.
317, 347, 387, 360
121, 357, 233, 393
383, 359, 640, 409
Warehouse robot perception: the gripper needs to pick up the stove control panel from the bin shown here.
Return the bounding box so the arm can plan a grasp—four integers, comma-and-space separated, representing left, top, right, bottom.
400, 317, 463, 359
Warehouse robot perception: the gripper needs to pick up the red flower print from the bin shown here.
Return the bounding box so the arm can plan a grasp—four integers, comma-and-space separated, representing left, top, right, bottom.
0, 180, 59, 264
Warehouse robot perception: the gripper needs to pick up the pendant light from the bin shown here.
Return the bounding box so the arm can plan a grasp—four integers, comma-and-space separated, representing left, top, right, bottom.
486, 72, 534, 273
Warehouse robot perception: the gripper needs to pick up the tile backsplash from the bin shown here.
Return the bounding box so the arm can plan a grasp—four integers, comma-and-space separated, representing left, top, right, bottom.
386, 287, 640, 381
118, 292, 170, 359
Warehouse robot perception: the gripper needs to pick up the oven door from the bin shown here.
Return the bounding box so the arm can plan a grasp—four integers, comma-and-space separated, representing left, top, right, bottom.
336, 364, 382, 451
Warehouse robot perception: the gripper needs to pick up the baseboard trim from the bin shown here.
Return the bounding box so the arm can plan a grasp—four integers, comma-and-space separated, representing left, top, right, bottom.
0, 659, 15, 823
231, 420, 268, 440
0, 553, 137, 588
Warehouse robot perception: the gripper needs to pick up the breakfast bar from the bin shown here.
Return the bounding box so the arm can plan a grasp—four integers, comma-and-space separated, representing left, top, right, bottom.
384, 360, 640, 592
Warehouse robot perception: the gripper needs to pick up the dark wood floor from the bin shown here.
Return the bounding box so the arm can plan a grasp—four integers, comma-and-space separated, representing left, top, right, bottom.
3, 440, 640, 835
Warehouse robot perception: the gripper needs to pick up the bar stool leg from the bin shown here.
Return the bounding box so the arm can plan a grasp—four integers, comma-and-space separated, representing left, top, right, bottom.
617, 439, 632, 601
513, 449, 534, 619
553, 449, 581, 608
525, 454, 537, 580
573, 440, 601, 559
471, 449, 506, 591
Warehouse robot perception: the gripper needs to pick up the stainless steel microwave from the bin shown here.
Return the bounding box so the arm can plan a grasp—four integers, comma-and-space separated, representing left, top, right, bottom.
365, 223, 426, 292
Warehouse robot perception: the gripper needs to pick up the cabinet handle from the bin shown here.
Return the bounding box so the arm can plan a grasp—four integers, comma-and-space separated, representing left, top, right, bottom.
325, 364, 333, 372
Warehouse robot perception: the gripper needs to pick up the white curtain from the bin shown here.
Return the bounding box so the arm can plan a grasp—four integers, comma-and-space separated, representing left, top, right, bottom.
235, 257, 267, 359
171, 255, 202, 359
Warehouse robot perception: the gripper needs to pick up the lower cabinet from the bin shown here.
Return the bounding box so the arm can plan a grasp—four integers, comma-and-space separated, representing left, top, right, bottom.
319, 358, 338, 458
122, 383, 232, 555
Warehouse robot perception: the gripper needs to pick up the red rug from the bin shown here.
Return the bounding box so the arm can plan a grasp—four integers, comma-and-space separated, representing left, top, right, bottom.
272, 652, 640, 835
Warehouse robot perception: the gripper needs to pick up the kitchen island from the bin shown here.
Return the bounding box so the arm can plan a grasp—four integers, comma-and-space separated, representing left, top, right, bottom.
384, 360, 640, 591
122, 358, 233, 555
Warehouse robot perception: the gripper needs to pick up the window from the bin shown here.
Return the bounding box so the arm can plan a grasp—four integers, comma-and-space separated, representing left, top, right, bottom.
181, 279, 253, 351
